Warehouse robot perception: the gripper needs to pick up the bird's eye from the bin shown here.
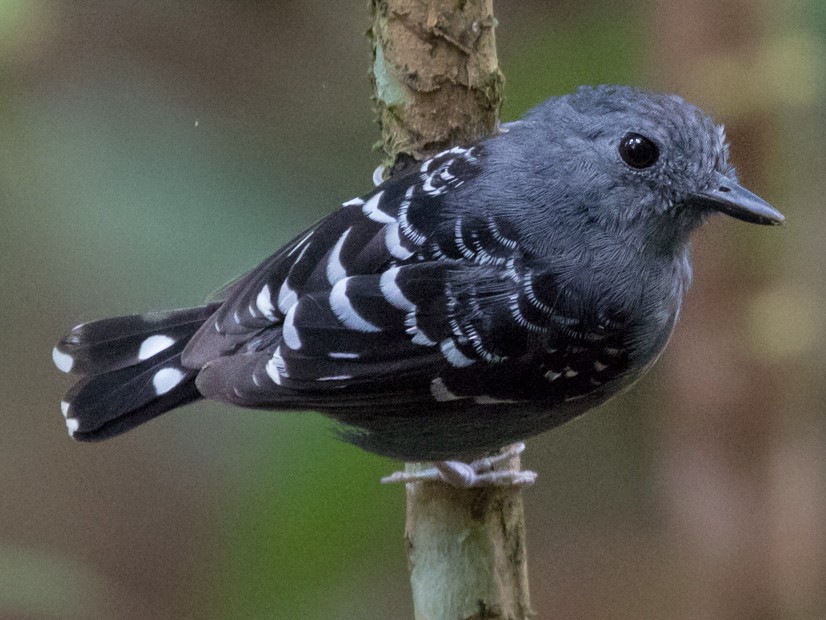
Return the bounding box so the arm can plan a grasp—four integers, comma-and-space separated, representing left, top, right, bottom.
619, 133, 659, 169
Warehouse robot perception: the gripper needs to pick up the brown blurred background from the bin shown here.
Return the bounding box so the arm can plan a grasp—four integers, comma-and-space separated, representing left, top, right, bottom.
1, 1, 824, 618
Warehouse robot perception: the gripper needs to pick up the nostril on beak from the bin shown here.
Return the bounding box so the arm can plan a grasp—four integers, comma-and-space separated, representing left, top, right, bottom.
718, 186, 731, 193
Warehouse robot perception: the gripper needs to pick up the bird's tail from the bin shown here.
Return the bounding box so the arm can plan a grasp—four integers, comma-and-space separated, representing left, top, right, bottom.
53, 304, 220, 441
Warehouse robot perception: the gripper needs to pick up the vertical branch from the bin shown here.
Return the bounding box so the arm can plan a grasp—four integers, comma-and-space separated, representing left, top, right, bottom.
369, 2, 532, 619
370, 0, 503, 168
403, 460, 533, 620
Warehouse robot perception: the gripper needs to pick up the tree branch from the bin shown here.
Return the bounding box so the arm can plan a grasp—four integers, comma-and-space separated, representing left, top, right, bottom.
370, 0, 503, 169
369, 2, 533, 618
403, 460, 533, 620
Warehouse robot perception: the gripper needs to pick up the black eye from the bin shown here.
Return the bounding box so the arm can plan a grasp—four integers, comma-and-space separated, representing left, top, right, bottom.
619, 133, 659, 169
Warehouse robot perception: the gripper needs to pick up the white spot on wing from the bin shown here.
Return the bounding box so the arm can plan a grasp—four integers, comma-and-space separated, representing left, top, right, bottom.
380, 267, 415, 311
398, 186, 427, 245
152, 367, 185, 395
552, 314, 579, 326
138, 335, 175, 361
326, 227, 352, 285
330, 278, 381, 333
431, 378, 463, 402
468, 229, 505, 266
60, 401, 70, 417
404, 313, 437, 347
524, 271, 553, 314
385, 223, 414, 259
372, 165, 386, 187
440, 339, 475, 368
52, 348, 74, 373
342, 197, 365, 207
286, 230, 314, 257
422, 171, 446, 196
544, 370, 561, 382
265, 345, 287, 384
474, 395, 521, 405
277, 280, 298, 315
508, 293, 547, 334
412, 329, 437, 347
435, 146, 467, 158
318, 375, 353, 381
594, 360, 608, 372
503, 257, 519, 281
329, 352, 360, 360
487, 217, 518, 250
454, 218, 475, 259
265, 363, 282, 385
256, 284, 276, 321
362, 191, 394, 223
463, 321, 505, 364
282, 305, 302, 349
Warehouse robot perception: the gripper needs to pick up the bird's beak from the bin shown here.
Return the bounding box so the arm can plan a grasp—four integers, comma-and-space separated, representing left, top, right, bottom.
690, 172, 785, 226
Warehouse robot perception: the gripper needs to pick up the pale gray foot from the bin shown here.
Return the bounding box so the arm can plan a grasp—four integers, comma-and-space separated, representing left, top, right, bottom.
381, 442, 537, 488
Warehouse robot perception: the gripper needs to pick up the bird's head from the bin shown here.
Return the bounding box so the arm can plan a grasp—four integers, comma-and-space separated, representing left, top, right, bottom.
501, 85, 784, 254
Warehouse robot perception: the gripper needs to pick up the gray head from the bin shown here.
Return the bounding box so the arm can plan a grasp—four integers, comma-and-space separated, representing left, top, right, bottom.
495, 85, 784, 254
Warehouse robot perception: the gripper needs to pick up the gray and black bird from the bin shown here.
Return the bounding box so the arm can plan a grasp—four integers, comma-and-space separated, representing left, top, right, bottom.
53, 86, 784, 486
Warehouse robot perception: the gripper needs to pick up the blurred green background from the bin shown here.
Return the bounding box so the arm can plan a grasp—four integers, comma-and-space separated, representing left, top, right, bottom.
2, 1, 824, 618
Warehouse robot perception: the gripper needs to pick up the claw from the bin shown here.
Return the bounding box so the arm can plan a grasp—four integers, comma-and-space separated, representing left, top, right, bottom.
381, 442, 537, 488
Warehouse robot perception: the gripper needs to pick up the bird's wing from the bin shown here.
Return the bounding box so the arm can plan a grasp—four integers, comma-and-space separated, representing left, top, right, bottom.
193, 255, 632, 413
184, 141, 633, 412
181, 146, 489, 383
182, 145, 483, 367
181, 142, 577, 409
191, 260, 498, 409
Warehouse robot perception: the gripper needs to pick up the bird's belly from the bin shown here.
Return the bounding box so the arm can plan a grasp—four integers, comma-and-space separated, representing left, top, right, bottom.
334, 314, 679, 461
334, 344, 645, 461
334, 379, 632, 461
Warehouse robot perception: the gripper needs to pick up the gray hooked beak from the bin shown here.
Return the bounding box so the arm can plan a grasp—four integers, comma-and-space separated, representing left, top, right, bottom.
690, 172, 785, 226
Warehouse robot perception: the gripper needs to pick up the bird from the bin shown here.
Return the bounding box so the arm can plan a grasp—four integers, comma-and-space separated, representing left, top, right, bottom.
53, 85, 784, 487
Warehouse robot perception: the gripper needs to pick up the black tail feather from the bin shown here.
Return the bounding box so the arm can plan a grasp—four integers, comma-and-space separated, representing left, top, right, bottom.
71, 373, 202, 442
54, 304, 220, 375
54, 305, 217, 440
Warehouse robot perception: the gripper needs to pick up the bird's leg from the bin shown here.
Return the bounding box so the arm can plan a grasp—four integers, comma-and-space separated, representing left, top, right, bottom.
381, 442, 537, 488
